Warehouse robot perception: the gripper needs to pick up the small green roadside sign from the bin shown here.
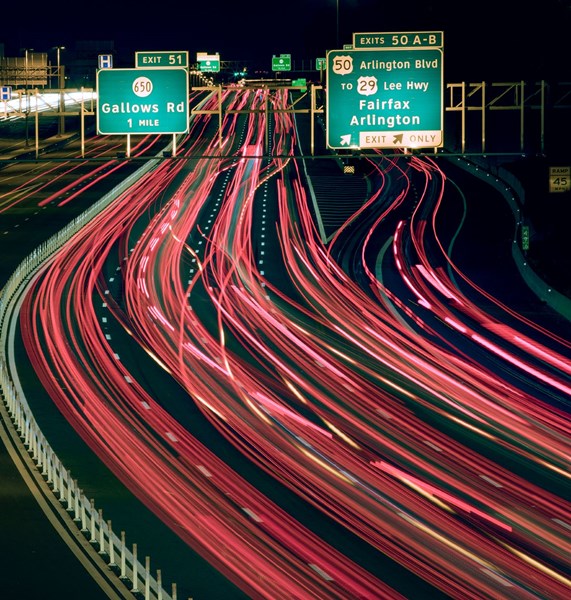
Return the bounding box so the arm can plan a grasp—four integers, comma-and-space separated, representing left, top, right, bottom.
292, 78, 307, 91
521, 225, 530, 251
97, 68, 189, 135
135, 51, 189, 69
272, 54, 291, 72
316, 57, 326, 71
326, 34, 443, 150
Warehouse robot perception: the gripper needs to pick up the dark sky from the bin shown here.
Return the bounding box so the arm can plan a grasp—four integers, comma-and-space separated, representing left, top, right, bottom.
2, 0, 570, 81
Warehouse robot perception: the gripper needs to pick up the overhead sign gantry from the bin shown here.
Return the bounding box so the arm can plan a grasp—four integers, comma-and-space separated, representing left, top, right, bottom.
326, 31, 444, 151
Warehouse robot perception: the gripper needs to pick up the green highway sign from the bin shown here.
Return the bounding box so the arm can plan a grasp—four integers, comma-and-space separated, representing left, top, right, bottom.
272, 54, 291, 72
353, 31, 443, 49
97, 68, 189, 135
316, 57, 326, 71
292, 78, 307, 91
135, 51, 189, 68
521, 225, 530, 251
326, 44, 443, 150
197, 52, 220, 73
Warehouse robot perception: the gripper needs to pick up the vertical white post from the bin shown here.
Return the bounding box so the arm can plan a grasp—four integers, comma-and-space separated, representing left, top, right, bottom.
120, 531, 126, 579
81, 498, 87, 531
46, 449, 53, 483
108, 520, 115, 566
66, 473, 73, 511
98, 509, 105, 553
132, 543, 139, 593
59, 467, 66, 501
74, 481, 80, 520
145, 556, 150, 600
33, 428, 39, 461
40, 437, 47, 473
90, 499, 97, 543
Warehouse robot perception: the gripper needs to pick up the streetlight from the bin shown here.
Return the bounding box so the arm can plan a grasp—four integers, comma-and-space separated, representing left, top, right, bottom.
336, 0, 340, 48
53, 46, 66, 136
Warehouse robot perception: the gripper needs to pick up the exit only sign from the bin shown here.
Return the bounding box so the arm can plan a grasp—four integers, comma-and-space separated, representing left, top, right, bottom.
326, 31, 443, 150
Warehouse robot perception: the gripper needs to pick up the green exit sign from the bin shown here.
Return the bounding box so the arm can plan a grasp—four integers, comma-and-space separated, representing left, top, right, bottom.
326, 42, 443, 150
135, 51, 189, 68
272, 54, 291, 72
353, 31, 443, 48
97, 68, 189, 135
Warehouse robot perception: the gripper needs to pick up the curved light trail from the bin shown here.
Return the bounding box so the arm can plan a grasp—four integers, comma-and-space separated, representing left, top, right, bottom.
17, 86, 571, 599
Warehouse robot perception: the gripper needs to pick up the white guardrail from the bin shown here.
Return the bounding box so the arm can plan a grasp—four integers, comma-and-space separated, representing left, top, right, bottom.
0, 149, 182, 600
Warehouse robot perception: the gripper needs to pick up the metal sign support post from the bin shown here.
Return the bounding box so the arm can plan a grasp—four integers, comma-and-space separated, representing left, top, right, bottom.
218, 85, 223, 150
35, 89, 39, 159
481, 82, 486, 154
81, 89, 86, 158
520, 80, 525, 153
311, 84, 315, 156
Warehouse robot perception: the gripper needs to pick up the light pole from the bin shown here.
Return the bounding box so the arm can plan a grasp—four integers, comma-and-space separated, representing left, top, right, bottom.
54, 46, 66, 136
23, 48, 34, 146
336, 0, 340, 48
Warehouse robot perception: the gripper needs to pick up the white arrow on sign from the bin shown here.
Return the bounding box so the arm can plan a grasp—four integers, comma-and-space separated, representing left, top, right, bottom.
340, 134, 352, 146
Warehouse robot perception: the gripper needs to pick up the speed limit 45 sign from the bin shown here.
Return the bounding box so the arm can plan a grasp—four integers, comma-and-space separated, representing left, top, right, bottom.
549, 166, 570, 193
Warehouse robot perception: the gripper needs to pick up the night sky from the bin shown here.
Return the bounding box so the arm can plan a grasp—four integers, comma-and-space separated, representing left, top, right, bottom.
1, 0, 570, 81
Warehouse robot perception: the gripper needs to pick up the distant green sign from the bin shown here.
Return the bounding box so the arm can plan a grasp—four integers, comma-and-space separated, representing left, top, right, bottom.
326, 44, 443, 150
135, 51, 189, 68
316, 57, 326, 71
197, 53, 220, 73
521, 225, 530, 250
97, 68, 189, 135
272, 54, 291, 72
292, 78, 307, 91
